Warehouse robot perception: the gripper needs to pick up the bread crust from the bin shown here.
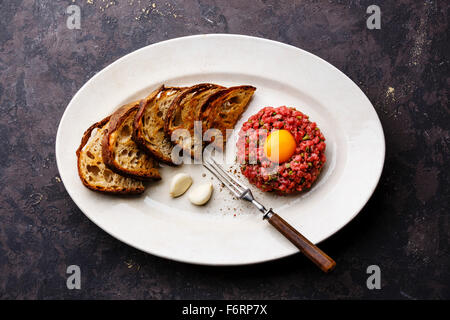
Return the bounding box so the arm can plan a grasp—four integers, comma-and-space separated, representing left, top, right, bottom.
199, 88, 228, 131
201, 85, 256, 140
164, 83, 226, 159
133, 86, 168, 163
76, 116, 145, 194
133, 85, 185, 165
102, 101, 161, 181
164, 83, 225, 137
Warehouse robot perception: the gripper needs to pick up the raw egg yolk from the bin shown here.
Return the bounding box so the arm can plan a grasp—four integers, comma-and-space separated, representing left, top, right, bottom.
264, 129, 296, 163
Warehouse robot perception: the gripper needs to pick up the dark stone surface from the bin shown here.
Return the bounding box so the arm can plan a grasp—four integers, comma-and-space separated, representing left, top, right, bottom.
0, 0, 448, 299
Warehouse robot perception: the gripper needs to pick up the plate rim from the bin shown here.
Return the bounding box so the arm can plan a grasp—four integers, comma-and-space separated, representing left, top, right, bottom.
55, 33, 385, 266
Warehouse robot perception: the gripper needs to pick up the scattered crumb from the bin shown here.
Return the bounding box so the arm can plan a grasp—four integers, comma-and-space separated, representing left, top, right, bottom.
204, 17, 214, 24
410, 18, 426, 66
105, 1, 116, 9
132, 1, 180, 20
386, 87, 395, 99
82, 0, 182, 20
124, 259, 140, 270
124, 260, 133, 268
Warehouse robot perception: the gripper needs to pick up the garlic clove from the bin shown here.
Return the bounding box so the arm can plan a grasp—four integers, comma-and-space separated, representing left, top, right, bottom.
169, 173, 193, 197
188, 182, 213, 206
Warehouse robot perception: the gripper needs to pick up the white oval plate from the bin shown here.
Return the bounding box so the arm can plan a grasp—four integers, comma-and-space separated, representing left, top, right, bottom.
56, 34, 385, 266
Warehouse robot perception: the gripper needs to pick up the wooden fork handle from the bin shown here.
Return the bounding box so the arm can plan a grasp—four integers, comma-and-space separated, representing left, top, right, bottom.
266, 212, 336, 273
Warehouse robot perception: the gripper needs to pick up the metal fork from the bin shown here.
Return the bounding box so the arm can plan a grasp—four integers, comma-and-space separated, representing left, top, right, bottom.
203, 157, 336, 273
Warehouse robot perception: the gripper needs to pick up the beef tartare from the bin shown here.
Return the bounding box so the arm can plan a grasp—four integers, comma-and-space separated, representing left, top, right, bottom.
236, 106, 326, 193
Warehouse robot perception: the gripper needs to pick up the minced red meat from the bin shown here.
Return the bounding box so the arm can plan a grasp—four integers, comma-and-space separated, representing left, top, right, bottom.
236, 106, 326, 193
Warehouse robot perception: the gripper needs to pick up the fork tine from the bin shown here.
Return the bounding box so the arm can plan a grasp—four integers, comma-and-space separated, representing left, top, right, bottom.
203, 161, 242, 198
203, 151, 245, 196
206, 159, 244, 194
211, 158, 248, 190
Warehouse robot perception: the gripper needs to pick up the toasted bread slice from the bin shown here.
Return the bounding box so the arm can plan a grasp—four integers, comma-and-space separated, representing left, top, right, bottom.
165, 84, 225, 137
202, 85, 256, 144
76, 116, 145, 194
133, 85, 185, 165
102, 101, 161, 180
164, 83, 225, 157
